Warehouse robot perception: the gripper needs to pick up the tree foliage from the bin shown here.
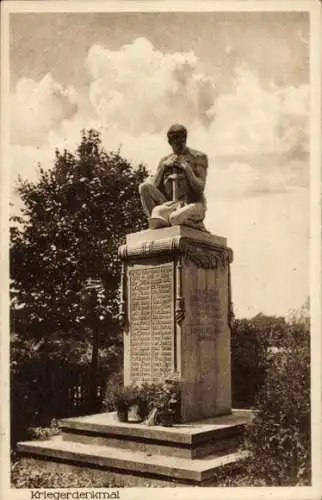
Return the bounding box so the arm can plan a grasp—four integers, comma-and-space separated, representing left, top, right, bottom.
242, 308, 310, 485
10, 130, 148, 445
10, 129, 148, 341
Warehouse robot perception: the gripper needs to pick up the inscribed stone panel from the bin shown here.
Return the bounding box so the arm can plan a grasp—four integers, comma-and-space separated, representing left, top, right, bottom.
128, 263, 174, 381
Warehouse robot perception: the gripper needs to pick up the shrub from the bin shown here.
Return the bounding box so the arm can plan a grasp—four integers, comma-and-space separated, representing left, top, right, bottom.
26, 419, 61, 441
102, 370, 124, 412
243, 320, 310, 486
10, 336, 108, 448
231, 314, 287, 408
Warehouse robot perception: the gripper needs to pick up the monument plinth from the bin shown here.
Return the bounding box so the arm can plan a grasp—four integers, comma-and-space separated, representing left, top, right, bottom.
119, 225, 234, 422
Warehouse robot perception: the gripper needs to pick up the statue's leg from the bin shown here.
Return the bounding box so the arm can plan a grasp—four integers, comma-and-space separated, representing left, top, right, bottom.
139, 182, 167, 217
169, 203, 206, 229
150, 201, 181, 229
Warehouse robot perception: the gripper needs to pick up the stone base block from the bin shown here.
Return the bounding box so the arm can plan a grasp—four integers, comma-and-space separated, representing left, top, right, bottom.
17, 438, 249, 485
17, 410, 252, 484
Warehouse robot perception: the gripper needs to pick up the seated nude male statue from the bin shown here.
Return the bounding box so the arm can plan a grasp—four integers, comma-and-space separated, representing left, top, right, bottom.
139, 124, 208, 231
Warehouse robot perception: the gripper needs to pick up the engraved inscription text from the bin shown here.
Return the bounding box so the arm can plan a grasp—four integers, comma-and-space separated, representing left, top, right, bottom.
190, 289, 222, 339
129, 264, 174, 381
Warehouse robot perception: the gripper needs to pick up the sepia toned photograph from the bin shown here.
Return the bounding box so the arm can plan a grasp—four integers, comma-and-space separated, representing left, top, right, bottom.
1, 1, 321, 498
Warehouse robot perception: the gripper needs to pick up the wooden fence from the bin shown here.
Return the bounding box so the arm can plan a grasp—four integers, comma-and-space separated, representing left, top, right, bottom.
12, 361, 106, 423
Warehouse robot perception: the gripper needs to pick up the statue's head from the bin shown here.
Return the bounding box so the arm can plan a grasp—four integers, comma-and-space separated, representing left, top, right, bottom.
167, 124, 187, 154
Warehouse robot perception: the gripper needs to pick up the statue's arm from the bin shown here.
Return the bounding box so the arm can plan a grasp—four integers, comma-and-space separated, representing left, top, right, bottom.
182, 154, 208, 194
152, 159, 166, 190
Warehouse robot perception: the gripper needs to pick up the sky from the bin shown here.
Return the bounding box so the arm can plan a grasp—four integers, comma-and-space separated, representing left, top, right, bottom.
8, 10, 310, 318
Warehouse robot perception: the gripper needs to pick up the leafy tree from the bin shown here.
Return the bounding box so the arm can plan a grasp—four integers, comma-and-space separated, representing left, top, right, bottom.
10, 129, 148, 347
10, 130, 148, 443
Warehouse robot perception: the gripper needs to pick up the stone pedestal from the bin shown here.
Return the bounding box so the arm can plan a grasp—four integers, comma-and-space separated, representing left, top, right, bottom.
119, 226, 234, 422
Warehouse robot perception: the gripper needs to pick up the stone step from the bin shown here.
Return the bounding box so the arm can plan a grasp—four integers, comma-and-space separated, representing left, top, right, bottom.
61, 429, 241, 459
17, 436, 250, 484
59, 410, 252, 459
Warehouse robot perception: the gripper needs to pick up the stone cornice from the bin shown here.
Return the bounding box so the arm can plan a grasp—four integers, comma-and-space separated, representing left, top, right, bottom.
119, 236, 233, 268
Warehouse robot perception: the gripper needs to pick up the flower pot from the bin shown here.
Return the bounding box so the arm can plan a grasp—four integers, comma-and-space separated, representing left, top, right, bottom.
117, 409, 128, 422
127, 403, 142, 422
157, 411, 175, 427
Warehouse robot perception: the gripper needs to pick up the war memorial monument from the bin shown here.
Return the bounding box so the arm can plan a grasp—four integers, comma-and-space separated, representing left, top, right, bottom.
18, 125, 252, 485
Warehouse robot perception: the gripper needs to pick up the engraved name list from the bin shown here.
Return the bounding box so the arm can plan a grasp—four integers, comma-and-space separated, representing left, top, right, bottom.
128, 264, 174, 381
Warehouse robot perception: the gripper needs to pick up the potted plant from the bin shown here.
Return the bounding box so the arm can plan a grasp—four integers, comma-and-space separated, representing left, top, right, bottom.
135, 382, 157, 421
145, 372, 182, 427
114, 384, 141, 422
159, 373, 181, 426
112, 374, 182, 426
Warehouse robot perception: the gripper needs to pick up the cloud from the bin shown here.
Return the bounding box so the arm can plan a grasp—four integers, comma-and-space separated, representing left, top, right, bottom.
208, 64, 309, 156
86, 37, 215, 135
8, 38, 310, 317
10, 73, 79, 146
84, 44, 308, 197
10, 39, 309, 192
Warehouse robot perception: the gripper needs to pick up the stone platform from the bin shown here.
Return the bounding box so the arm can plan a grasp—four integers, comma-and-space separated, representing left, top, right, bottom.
17, 409, 252, 485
